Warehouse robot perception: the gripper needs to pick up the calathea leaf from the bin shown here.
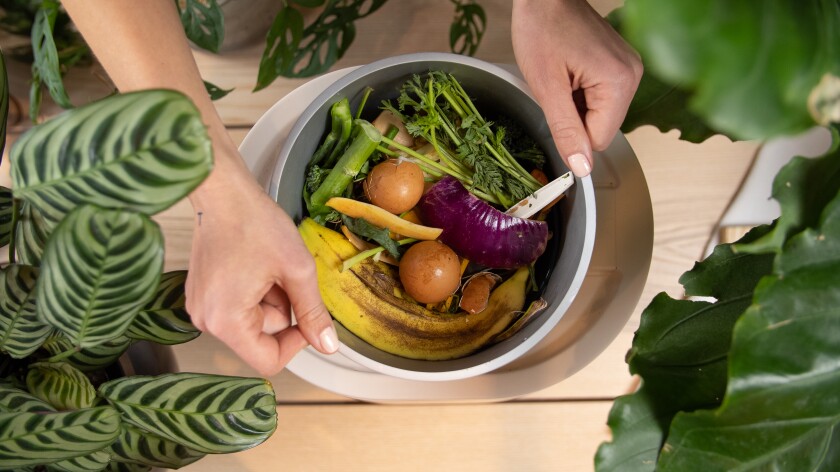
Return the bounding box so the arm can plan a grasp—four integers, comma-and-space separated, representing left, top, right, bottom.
621, 0, 840, 140
657, 178, 840, 471
26, 361, 97, 410
126, 271, 200, 345
0, 49, 8, 164
43, 332, 132, 373
14, 200, 56, 266
595, 225, 775, 472
0, 187, 12, 248
175, 0, 225, 53
736, 126, 840, 254
449, 0, 486, 56
0, 381, 55, 413
99, 373, 277, 454
47, 449, 111, 472
0, 264, 52, 358
108, 422, 204, 469
31, 0, 72, 110
36, 205, 164, 348
0, 406, 121, 467
105, 462, 151, 472
11, 89, 212, 221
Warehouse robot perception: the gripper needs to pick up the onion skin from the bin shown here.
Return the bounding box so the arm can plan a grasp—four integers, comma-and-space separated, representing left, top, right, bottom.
417, 177, 549, 269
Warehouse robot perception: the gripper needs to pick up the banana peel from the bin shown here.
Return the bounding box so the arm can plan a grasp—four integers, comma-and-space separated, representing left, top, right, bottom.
299, 218, 529, 361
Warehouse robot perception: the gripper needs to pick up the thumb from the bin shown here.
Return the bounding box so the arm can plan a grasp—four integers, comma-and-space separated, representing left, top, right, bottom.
283, 268, 339, 356
540, 84, 593, 178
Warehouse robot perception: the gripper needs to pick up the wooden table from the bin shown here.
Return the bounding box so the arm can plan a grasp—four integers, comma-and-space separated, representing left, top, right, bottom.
0, 1, 759, 470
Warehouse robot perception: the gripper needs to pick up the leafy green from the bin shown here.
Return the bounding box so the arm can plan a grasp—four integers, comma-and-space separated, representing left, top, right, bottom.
175, 0, 224, 53
127, 271, 201, 345
14, 200, 55, 266
621, 0, 840, 141
26, 362, 96, 411
0, 187, 12, 248
449, 0, 486, 56
108, 423, 205, 469
341, 214, 401, 259
0, 265, 51, 358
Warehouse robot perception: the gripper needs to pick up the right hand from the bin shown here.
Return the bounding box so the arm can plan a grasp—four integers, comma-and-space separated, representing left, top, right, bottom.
512, 0, 643, 177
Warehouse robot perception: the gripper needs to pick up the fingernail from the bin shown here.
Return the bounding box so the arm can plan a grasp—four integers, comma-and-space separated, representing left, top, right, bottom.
568, 153, 592, 177
319, 325, 339, 354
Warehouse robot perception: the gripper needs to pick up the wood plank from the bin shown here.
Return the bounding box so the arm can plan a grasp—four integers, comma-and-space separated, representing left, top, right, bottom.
179, 400, 614, 472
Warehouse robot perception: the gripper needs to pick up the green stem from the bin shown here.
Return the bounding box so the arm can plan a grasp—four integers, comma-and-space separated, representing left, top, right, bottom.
380, 136, 472, 182
342, 238, 417, 272
355, 87, 373, 120
47, 346, 80, 363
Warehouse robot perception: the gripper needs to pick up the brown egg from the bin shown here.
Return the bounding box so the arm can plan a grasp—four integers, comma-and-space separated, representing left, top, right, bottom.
364, 159, 425, 214
399, 241, 461, 304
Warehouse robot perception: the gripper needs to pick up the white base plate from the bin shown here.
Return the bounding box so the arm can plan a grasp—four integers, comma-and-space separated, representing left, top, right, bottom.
240, 68, 654, 403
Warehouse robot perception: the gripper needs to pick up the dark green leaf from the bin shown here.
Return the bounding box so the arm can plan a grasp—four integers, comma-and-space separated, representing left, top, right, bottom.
99, 373, 277, 454
0, 187, 12, 248
341, 215, 401, 259
621, 0, 840, 140
288, 0, 326, 6
0, 265, 51, 358
817, 425, 840, 472
26, 361, 97, 410
127, 271, 200, 345
203, 79, 232, 100
736, 126, 840, 254
14, 200, 56, 266
0, 381, 55, 413
449, 1, 486, 56
11, 90, 212, 221
105, 463, 151, 472
31, 0, 71, 109
175, 0, 225, 53
596, 226, 774, 472
657, 157, 840, 470
42, 332, 132, 373
0, 406, 120, 467
36, 205, 164, 348
255, 0, 388, 87
108, 423, 204, 469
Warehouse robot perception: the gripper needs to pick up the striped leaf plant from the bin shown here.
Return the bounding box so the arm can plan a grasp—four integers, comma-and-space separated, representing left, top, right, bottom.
0, 50, 278, 470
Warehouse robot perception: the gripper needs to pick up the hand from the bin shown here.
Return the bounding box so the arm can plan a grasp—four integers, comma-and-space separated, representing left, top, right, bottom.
185, 156, 338, 376
512, 0, 643, 177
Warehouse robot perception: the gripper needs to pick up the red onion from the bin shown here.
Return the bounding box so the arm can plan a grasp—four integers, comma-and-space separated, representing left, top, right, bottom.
417, 177, 549, 268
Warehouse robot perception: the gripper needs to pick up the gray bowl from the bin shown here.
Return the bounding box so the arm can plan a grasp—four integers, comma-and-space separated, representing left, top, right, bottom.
272, 53, 596, 381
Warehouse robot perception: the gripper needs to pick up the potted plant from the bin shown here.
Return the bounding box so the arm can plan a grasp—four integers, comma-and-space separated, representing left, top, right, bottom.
597, 1, 840, 470
0, 50, 278, 470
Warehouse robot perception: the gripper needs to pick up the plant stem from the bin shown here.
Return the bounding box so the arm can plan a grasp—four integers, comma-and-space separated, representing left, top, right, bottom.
380, 136, 472, 182
46, 346, 80, 363
342, 238, 417, 272
355, 86, 373, 120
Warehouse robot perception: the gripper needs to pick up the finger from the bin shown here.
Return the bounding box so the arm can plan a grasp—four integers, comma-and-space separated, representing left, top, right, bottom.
583, 79, 637, 151
273, 326, 312, 368
261, 302, 291, 334
282, 262, 339, 355
212, 306, 306, 376
538, 79, 593, 178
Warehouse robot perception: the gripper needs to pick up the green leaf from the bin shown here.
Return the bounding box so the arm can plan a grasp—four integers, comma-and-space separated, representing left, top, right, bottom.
47, 449, 110, 472
736, 126, 840, 254
255, 0, 388, 88
203, 79, 232, 100
99, 373, 277, 454
31, 0, 72, 110
0, 406, 121, 467
341, 215, 401, 259
26, 361, 97, 410
105, 462, 150, 472
126, 271, 200, 345
36, 205, 164, 348
621, 0, 840, 140
0, 188, 13, 251
0, 381, 55, 413
108, 423, 204, 469
288, 0, 326, 6
449, 1, 486, 56
14, 200, 57, 266
596, 226, 774, 472
176, 0, 225, 53
11, 89, 212, 221
43, 332, 132, 373
0, 265, 52, 358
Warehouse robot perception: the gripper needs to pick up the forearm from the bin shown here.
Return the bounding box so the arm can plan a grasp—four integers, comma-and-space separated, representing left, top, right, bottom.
62, 0, 255, 208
